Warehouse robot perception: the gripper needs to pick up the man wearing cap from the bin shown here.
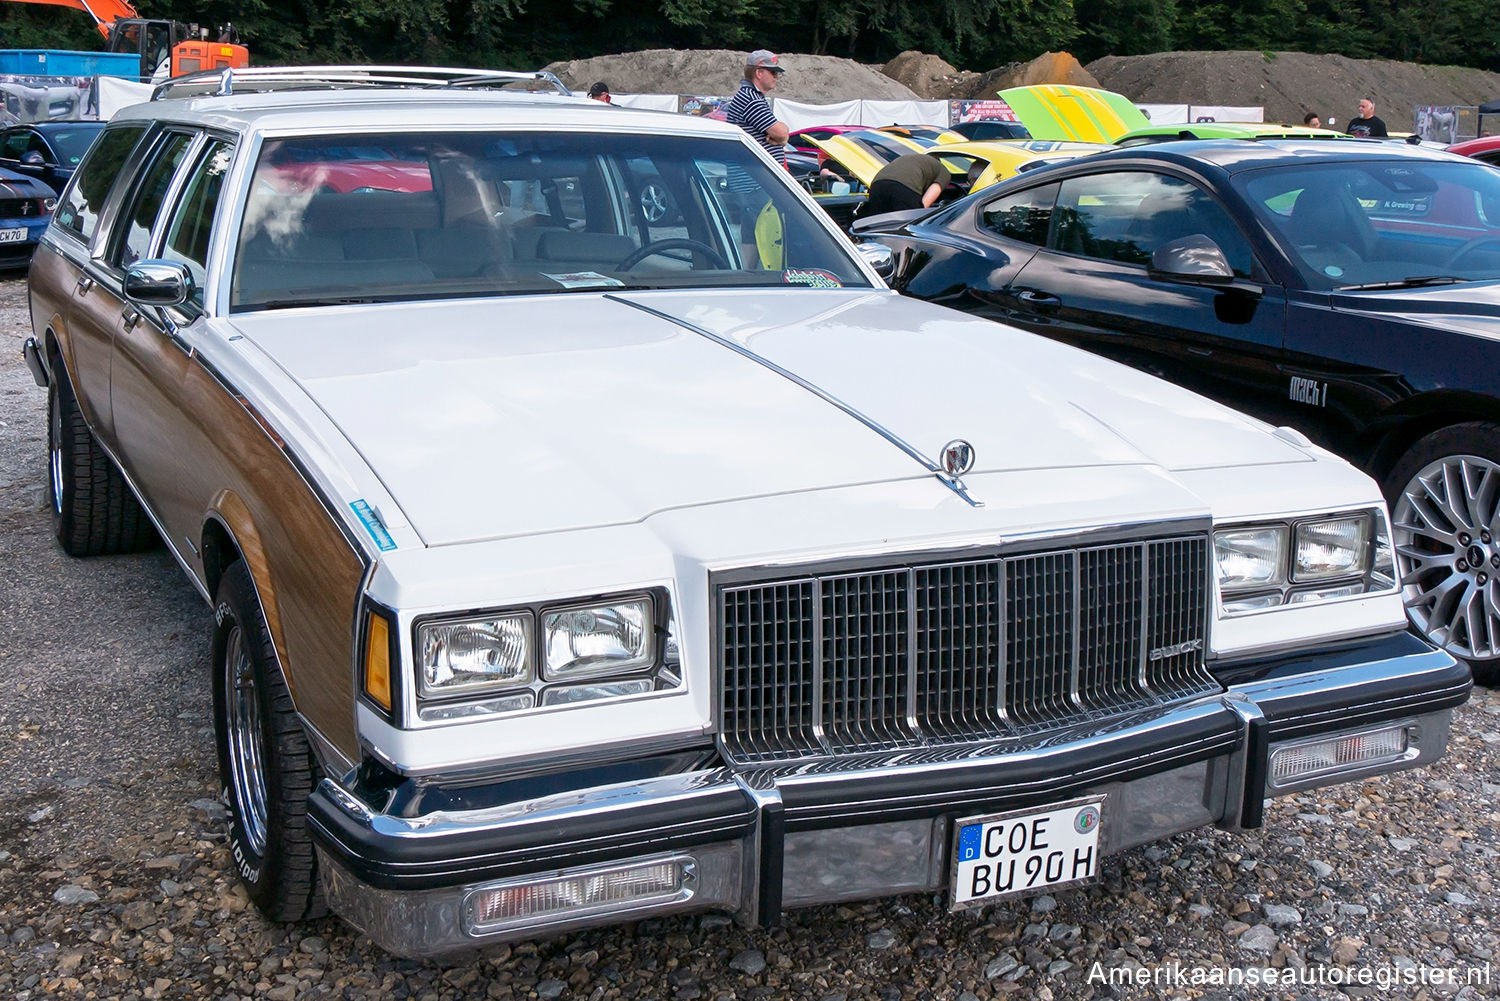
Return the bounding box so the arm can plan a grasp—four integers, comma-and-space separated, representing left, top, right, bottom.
726, 50, 789, 168
587, 81, 611, 103
724, 49, 790, 266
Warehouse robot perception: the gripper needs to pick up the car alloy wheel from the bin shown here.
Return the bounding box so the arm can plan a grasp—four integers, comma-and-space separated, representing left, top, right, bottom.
224, 624, 270, 856
640, 181, 672, 223
1391, 452, 1500, 665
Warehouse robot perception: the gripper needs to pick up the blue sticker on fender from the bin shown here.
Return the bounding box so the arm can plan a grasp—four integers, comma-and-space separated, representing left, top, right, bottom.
351, 500, 396, 552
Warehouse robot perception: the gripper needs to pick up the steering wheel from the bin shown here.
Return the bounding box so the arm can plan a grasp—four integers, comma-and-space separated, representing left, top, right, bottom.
1442, 235, 1500, 268
617, 238, 731, 271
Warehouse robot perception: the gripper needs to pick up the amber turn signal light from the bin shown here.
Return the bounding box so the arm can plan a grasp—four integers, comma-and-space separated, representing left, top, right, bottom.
364, 612, 393, 711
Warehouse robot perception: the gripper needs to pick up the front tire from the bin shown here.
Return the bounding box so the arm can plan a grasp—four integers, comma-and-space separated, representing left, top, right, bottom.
211, 560, 326, 921
47, 354, 155, 556
1384, 422, 1500, 684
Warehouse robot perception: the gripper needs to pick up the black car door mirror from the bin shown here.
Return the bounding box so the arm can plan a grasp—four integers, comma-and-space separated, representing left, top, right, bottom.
21, 150, 45, 166
1148, 234, 1234, 285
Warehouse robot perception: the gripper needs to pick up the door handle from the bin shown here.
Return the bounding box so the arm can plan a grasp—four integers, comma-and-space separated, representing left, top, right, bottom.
75, 274, 94, 294
121, 308, 141, 332
1015, 289, 1061, 310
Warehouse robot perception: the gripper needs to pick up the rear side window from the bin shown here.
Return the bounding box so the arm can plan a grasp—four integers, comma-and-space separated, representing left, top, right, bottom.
53, 124, 146, 245
980, 182, 1057, 246
160, 140, 233, 312
113, 132, 195, 267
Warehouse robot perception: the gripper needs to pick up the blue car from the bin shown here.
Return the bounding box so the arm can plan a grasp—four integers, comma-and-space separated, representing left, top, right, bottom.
864, 139, 1500, 678
0, 166, 55, 268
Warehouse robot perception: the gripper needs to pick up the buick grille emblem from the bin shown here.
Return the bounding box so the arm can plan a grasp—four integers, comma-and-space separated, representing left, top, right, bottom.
940, 439, 975, 476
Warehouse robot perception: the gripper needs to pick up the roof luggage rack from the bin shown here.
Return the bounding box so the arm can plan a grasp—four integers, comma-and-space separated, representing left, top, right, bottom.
151, 65, 573, 101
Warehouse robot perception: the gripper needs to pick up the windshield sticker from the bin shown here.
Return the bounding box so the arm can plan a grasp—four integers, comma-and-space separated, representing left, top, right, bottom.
782, 268, 844, 289
1324, 265, 1344, 278
351, 500, 397, 552
542, 271, 626, 289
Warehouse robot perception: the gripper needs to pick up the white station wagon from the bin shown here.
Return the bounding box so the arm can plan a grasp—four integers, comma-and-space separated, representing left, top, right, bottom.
23, 67, 1470, 957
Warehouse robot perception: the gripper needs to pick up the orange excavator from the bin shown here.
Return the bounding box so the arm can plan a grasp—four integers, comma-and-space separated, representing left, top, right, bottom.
4, 0, 248, 80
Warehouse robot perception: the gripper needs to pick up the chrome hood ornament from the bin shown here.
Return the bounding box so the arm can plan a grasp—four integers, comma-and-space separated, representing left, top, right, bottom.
941, 439, 975, 477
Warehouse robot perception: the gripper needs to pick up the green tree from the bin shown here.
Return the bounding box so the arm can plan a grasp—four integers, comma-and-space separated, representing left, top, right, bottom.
1073, 0, 1177, 63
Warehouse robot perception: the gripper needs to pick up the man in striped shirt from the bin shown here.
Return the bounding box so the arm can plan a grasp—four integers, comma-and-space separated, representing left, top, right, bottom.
726, 49, 789, 168
725, 49, 789, 266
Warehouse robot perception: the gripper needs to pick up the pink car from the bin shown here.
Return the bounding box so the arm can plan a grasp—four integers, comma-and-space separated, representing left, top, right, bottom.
1447, 136, 1500, 167
787, 124, 870, 156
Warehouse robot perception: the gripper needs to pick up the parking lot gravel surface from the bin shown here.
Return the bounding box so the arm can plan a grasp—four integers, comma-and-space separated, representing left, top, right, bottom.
1, 274, 1497, 1000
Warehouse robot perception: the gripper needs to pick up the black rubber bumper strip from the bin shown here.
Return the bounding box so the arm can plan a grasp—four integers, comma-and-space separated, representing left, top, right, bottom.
308, 777, 757, 893
1244, 634, 1471, 742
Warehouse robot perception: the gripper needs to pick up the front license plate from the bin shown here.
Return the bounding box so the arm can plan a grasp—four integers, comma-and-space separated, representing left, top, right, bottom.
0, 227, 26, 244
950, 796, 1104, 909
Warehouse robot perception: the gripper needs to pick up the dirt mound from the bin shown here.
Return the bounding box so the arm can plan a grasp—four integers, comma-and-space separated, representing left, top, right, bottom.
1088, 50, 1500, 128
881, 50, 1099, 101
543, 48, 919, 102
958, 51, 1099, 101
881, 50, 974, 100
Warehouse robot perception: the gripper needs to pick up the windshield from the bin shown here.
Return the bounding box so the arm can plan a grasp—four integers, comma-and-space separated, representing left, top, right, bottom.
1235, 159, 1500, 288
44, 125, 104, 165
232, 131, 871, 311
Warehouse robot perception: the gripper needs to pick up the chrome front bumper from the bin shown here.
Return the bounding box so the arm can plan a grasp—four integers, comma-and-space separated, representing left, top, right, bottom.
309, 631, 1468, 958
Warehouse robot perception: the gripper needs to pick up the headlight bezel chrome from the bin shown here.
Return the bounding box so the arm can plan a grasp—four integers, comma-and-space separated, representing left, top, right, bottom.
1215, 508, 1394, 616
405, 588, 681, 722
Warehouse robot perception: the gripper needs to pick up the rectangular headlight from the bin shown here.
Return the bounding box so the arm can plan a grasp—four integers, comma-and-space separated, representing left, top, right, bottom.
1214, 526, 1287, 590
543, 597, 654, 680
417, 612, 533, 698
1295, 516, 1370, 581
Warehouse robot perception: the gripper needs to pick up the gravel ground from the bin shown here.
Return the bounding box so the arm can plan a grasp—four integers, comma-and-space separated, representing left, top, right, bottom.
1, 273, 1497, 1001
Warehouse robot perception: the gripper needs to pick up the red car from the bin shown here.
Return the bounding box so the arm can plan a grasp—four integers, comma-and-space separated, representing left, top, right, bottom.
1447, 136, 1500, 166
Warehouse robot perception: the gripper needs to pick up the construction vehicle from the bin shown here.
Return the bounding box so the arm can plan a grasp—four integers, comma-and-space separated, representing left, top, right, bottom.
3, 0, 248, 80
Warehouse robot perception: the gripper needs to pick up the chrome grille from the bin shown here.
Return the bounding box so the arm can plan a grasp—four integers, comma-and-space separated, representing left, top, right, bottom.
717, 533, 1216, 763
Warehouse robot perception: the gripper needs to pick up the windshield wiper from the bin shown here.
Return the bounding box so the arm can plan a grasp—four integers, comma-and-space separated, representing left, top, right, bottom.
256, 296, 390, 309
1337, 275, 1467, 291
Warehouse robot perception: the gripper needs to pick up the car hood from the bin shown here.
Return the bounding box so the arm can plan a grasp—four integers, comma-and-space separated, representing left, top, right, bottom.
993, 85, 1150, 144
0, 169, 51, 198
228, 289, 1313, 547
1333, 280, 1500, 336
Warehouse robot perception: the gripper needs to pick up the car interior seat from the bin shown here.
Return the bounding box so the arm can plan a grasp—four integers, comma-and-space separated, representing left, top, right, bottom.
1283, 177, 1375, 274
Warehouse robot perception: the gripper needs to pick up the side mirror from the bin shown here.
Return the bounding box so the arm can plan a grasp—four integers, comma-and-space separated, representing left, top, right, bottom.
123, 260, 193, 308
856, 241, 894, 278
21, 150, 45, 166
1147, 234, 1234, 285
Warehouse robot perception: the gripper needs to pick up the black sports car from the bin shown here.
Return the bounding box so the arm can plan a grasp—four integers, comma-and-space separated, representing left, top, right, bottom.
0, 121, 105, 192
862, 139, 1500, 676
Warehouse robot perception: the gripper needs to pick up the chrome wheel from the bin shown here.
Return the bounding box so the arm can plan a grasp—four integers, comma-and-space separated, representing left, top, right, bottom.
640, 182, 671, 223
1391, 453, 1500, 663
48, 387, 63, 516
224, 625, 269, 855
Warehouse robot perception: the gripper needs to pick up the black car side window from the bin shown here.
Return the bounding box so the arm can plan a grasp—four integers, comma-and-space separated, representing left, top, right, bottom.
53, 124, 147, 245
980, 182, 1058, 246
0, 131, 27, 160
160, 140, 233, 314
1054, 172, 1256, 279
112, 132, 195, 269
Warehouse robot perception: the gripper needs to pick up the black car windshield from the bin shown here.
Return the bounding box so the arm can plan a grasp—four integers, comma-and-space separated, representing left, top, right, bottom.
1235, 159, 1500, 289
43, 124, 105, 165
232, 131, 870, 311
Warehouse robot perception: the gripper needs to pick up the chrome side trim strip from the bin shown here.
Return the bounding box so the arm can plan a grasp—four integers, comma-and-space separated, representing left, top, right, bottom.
605, 294, 983, 507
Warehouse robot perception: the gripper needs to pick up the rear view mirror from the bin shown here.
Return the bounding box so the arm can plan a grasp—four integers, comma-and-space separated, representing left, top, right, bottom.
21, 150, 44, 166
1148, 234, 1233, 285
856, 241, 894, 278
124, 260, 193, 308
